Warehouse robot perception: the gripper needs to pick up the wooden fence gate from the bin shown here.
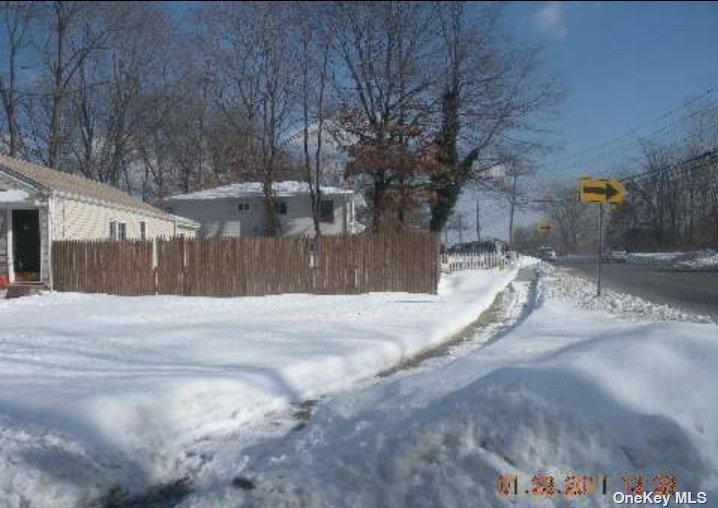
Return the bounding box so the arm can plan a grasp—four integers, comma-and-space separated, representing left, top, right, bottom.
52, 231, 440, 296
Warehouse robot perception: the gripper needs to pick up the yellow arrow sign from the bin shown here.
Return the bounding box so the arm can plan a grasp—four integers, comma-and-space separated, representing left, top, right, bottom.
605, 179, 625, 204
537, 223, 551, 234
579, 178, 625, 204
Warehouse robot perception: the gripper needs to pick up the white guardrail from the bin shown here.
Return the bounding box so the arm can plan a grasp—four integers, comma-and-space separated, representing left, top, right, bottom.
440, 251, 520, 273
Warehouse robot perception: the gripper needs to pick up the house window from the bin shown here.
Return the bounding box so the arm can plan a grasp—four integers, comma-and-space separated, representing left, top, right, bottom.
140, 221, 147, 241
109, 220, 127, 241
320, 200, 334, 222
274, 201, 287, 215
238, 202, 250, 213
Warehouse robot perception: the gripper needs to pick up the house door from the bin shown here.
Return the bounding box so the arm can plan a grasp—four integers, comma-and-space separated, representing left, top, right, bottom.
12, 209, 41, 282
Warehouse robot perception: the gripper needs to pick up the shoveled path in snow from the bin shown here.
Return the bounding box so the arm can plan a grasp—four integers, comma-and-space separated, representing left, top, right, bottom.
177, 267, 718, 508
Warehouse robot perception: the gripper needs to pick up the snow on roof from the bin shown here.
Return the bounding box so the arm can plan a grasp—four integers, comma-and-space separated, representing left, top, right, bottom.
170, 213, 200, 228
165, 181, 353, 201
0, 189, 30, 203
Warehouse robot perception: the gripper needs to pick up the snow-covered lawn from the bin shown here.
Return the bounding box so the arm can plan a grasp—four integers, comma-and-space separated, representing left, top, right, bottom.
0, 264, 526, 507
3, 261, 717, 508
177, 268, 718, 508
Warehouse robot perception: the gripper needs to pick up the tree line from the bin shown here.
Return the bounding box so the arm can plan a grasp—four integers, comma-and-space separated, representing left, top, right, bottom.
0, 1, 559, 236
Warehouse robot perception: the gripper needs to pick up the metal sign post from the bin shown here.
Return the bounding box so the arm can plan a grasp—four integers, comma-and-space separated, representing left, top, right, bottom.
597, 203, 604, 297
578, 177, 624, 298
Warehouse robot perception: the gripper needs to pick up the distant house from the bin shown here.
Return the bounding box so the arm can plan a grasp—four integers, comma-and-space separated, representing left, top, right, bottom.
0, 154, 198, 286
163, 181, 364, 238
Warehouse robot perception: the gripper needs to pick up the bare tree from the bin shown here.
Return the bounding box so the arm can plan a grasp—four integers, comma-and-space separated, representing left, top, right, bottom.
295, 2, 335, 237
36, 1, 108, 168
0, 1, 35, 156
333, 1, 439, 229
429, 1, 561, 232
202, 1, 296, 236
67, 1, 175, 190
540, 184, 588, 254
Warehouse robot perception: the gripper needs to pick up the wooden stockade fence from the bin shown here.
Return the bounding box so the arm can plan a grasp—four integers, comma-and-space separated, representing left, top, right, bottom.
52, 240, 155, 295
52, 231, 440, 297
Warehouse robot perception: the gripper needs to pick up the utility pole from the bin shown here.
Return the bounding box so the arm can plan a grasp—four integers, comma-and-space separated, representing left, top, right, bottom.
476, 193, 481, 242
597, 203, 604, 296
508, 172, 518, 250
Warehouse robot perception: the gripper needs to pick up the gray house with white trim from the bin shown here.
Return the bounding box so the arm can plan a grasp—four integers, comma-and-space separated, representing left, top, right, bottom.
163, 181, 364, 238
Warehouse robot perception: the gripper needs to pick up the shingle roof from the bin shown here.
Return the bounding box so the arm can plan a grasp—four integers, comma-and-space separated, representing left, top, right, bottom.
0, 154, 172, 219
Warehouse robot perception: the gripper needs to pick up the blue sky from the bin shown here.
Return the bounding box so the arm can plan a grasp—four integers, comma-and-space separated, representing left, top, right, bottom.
507, 1, 718, 174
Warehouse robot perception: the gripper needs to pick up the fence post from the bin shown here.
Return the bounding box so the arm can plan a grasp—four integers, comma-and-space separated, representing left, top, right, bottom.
152, 238, 158, 295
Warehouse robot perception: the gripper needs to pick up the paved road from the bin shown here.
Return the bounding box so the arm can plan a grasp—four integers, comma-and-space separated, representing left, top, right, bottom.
557, 258, 718, 318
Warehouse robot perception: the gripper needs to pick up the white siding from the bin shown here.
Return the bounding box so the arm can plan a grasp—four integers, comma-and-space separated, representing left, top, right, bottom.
0, 211, 7, 278
39, 207, 49, 284
167, 194, 354, 238
168, 199, 247, 238
53, 195, 186, 240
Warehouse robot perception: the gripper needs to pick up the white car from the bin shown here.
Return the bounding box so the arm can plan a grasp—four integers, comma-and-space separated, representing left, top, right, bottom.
603, 249, 628, 263
539, 247, 557, 262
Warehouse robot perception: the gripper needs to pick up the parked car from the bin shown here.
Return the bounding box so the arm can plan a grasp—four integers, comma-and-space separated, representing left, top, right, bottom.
539, 246, 557, 262
603, 248, 628, 263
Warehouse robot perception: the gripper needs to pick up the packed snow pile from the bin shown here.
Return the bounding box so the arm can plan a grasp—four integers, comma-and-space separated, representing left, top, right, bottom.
549, 267, 714, 323
672, 249, 718, 271
628, 250, 718, 270
628, 251, 685, 265
0, 265, 526, 508
178, 274, 718, 508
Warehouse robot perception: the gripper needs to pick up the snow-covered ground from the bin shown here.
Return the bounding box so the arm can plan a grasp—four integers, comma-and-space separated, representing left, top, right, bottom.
0, 263, 528, 508
3, 261, 716, 508
177, 268, 718, 508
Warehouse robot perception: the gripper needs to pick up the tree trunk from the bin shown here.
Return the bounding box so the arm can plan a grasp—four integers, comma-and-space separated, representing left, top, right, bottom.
49, 6, 67, 169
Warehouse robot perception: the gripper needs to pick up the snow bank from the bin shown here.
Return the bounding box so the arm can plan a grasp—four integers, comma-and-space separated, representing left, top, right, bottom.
550, 267, 714, 323
181, 272, 718, 508
628, 251, 684, 264
0, 266, 524, 507
629, 250, 718, 270
673, 249, 718, 270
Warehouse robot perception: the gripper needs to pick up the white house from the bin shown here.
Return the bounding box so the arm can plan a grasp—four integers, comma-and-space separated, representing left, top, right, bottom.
0, 154, 198, 287
163, 181, 364, 238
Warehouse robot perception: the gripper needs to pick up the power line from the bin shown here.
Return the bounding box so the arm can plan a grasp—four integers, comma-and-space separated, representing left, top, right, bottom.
624, 146, 718, 184
547, 82, 718, 171
550, 85, 718, 177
